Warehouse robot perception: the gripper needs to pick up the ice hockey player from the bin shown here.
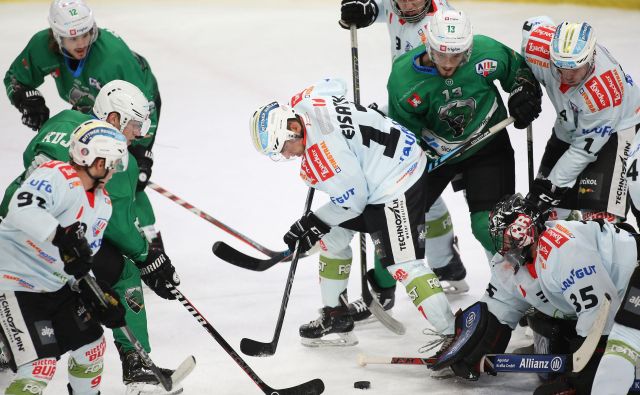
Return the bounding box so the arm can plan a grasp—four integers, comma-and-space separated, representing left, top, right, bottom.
591, 130, 640, 394
387, 9, 542, 262
521, 17, 640, 223
0, 120, 128, 395
0, 80, 183, 395
338, 0, 469, 325
430, 193, 639, 394
3, 0, 161, 246
249, 77, 456, 349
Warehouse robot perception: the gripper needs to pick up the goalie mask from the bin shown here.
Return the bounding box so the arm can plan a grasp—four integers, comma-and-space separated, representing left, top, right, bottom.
489, 193, 545, 270
250, 101, 301, 161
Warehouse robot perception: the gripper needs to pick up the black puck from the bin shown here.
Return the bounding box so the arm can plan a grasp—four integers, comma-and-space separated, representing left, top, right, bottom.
354, 381, 371, 389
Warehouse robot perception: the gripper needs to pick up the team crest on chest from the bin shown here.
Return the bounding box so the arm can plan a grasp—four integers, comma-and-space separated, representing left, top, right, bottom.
475, 59, 498, 77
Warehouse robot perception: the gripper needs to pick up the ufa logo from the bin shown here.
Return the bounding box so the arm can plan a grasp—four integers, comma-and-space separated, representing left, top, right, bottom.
475, 59, 498, 77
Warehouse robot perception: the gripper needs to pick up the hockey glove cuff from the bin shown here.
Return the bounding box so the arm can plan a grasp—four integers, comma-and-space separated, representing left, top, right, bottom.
136, 248, 180, 300
129, 145, 154, 191
12, 87, 50, 131
339, 0, 378, 29
508, 78, 542, 129
52, 223, 94, 278
283, 212, 331, 254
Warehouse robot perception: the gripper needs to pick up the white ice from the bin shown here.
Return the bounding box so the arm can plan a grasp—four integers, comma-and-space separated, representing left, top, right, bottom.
1, 1, 639, 394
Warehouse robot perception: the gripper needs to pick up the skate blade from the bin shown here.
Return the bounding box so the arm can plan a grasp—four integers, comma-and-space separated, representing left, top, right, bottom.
125, 382, 184, 395
301, 332, 358, 347
429, 366, 456, 380
442, 279, 469, 294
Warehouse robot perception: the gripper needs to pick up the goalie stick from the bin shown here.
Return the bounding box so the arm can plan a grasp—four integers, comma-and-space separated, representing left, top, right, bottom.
147, 182, 281, 257
427, 116, 514, 173
170, 286, 324, 394
82, 275, 194, 392
358, 294, 612, 374
240, 188, 315, 357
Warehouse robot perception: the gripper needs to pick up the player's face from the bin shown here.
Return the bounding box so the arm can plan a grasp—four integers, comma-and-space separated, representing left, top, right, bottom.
556, 63, 590, 86
396, 0, 427, 16
431, 51, 466, 77
122, 119, 146, 143
61, 31, 93, 60
280, 119, 305, 159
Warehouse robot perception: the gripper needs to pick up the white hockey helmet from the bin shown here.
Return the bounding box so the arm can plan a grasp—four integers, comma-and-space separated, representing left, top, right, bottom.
250, 102, 301, 159
550, 21, 597, 70
48, 0, 98, 47
426, 9, 473, 65
390, 0, 431, 24
69, 119, 128, 172
93, 80, 151, 137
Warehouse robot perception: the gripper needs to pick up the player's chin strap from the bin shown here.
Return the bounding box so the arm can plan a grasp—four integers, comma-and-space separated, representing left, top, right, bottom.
85, 165, 109, 192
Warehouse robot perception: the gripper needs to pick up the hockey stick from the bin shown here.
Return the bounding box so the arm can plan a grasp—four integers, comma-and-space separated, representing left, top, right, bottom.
81, 275, 176, 391
527, 124, 534, 188
240, 188, 315, 357
350, 24, 406, 336
212, 242, 291, 271
169, 286, 324, 394
358, 294, 612, 374
147, 182, 281, 257
427, 116, 515, 173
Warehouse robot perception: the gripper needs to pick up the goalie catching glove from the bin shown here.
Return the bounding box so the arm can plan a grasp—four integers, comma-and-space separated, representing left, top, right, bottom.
136, 248, 180, 300
283, 212, 330, 254
431, 302, 512, 380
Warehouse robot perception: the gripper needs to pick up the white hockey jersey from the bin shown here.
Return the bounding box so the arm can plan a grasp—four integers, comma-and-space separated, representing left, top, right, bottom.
0, 161, 112, 293
289, 78, 426, 227
373, 0, 451, 60
482, 220, 637, 337
521, 16, 640, 189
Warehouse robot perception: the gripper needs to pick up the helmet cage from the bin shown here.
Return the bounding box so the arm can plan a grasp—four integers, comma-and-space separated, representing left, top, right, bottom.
390, 0, 431, 24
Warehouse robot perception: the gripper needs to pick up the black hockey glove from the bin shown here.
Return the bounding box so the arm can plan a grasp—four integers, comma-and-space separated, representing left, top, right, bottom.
12, 87, 50, 131
526, 178, 569, 215
283, 212, 331, 254
129, 145, 154, 191
508, 78, 542, 129
78, 278, 126, 329
52, 223, 93, 278
339, 0, 378, 29
136, 248, 180, 300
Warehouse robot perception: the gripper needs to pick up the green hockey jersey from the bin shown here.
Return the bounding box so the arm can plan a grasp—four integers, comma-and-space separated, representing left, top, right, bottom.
387, 35, 536, 163
4, 28, 160, 148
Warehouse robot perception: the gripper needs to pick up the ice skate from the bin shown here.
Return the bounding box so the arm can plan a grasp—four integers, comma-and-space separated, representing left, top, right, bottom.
300, 304, 358, 347
433, 237, 469, 294
347, 269, 395, 325
119, 348, 184, 395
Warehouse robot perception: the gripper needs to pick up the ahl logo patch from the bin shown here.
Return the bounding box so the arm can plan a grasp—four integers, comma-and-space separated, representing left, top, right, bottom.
475, 59, 498, 77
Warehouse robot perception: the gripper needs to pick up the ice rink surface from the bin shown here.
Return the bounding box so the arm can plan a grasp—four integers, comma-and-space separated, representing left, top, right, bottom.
1, 0, 639, 393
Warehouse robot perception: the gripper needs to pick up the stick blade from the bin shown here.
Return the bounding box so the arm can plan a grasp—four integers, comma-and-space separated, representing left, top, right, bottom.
368, 296, 406, 335
240, 337, 275, 357
272, 378, 325, 395
572, 294, 611, 372
212, 242, 288, 271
